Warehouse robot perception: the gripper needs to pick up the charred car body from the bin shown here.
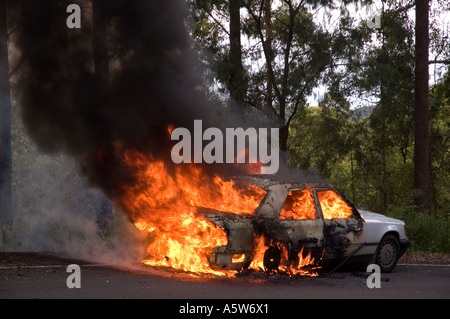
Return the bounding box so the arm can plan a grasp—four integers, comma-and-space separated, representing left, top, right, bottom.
201, 177, 409, 273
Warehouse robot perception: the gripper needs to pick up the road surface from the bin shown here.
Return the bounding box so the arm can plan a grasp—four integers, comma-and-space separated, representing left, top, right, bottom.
1, 252, 448, 301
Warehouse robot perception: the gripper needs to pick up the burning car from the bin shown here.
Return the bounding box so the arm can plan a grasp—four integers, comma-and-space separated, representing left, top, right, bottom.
200, 176, 410, 274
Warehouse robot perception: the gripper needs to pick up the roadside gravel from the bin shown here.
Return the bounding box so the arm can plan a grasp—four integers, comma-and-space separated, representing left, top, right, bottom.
399, 252, 450, 264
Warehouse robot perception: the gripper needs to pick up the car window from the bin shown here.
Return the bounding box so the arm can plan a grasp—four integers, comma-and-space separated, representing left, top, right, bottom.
317, 190, 353, 219
279, 190, 316, 220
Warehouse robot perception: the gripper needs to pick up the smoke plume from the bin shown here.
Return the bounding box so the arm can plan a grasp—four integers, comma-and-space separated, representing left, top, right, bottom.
5, 0, 328, 265
16, 0, 251, 207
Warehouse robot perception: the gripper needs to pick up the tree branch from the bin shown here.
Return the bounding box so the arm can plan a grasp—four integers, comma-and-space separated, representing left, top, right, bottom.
206, 9, 229, 36
9, 53, 25, 79
244, 0, 283, 117
428, 60, 450, 64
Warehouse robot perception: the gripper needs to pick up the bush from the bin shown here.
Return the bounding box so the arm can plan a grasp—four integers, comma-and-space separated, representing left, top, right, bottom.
388, 207, 449, 253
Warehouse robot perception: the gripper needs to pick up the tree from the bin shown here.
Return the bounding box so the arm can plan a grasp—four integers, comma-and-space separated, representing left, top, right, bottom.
429, 70, 450, 213
414, 0, 431, 211
243, 0, 341, 151
190, 1, 352, 151
264, 0, 273, 111
0, 0, 13, 224
228, 0, 247, 105
364, 6, 415, 211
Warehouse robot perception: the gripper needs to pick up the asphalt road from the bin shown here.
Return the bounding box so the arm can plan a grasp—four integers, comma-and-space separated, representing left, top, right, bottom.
1, 254, 449, 301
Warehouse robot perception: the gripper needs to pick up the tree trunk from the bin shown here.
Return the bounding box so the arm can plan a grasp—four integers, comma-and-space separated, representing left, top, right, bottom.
228, 0, 246, 105
414, 0, 430, 212
279, 125, 288, 153
0, 0, 13, 225
264, 0, 272, 110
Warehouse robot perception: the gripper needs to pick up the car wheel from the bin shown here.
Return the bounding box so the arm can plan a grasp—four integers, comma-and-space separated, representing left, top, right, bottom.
375, 234, 400, 273
263, 245, 281, 272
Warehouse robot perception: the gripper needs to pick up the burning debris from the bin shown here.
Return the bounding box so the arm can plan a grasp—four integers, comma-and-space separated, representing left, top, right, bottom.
124, 153, 266, 276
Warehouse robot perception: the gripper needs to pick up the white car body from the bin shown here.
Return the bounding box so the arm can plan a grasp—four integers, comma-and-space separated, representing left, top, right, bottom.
357, 210, 409, 270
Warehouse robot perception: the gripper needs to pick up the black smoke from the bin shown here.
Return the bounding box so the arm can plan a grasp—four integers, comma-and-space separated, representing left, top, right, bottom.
15, 0, 249, 204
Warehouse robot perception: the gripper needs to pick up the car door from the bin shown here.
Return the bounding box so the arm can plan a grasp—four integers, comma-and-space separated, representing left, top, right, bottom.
277, 188, 324, 259
316, 189, 365, 258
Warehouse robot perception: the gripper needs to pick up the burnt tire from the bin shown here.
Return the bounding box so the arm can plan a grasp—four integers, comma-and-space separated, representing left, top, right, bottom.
375, 234, 400, 273
263, 245, 281, 272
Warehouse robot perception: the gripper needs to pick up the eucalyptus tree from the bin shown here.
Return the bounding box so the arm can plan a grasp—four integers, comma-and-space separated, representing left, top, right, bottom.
189, 0, 361, 153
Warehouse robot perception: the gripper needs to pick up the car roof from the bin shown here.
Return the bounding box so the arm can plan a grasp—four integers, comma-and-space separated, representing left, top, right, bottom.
232, 175, 337, 191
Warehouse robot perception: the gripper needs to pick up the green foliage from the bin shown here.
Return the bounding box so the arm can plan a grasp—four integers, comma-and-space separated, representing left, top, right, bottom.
287, 69, 450, 253
388, 207, 449, 253
288, 103, 416, 213
430, 72, 450, 214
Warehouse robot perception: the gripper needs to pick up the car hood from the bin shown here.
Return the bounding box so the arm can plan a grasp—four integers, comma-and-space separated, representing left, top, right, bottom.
358, 209, 405, 225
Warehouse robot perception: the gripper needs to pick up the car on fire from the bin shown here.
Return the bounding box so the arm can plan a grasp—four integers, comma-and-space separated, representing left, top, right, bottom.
200, 177, 410, 273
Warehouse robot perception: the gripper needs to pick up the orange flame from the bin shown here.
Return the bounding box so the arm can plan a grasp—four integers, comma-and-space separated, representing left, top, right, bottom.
279, 190, 316, 220
120, 149, 333, 277
317, 190, 353, 219
248, 236, 320, 276
120, 149, 265, 276
281, 247, 321, 277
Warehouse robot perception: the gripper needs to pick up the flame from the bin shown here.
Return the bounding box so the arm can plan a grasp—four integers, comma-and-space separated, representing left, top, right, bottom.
279, 190, 316, 220
248, 236, 320, 277
119, 149, 329, 277
279, 189, 352, 220
232, 254, 246, 263
281, 247, 321, 277
317, 190, 353, 219
120, 149, 265, 276
249, 236, 266, 271
167, 124, 174, 136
